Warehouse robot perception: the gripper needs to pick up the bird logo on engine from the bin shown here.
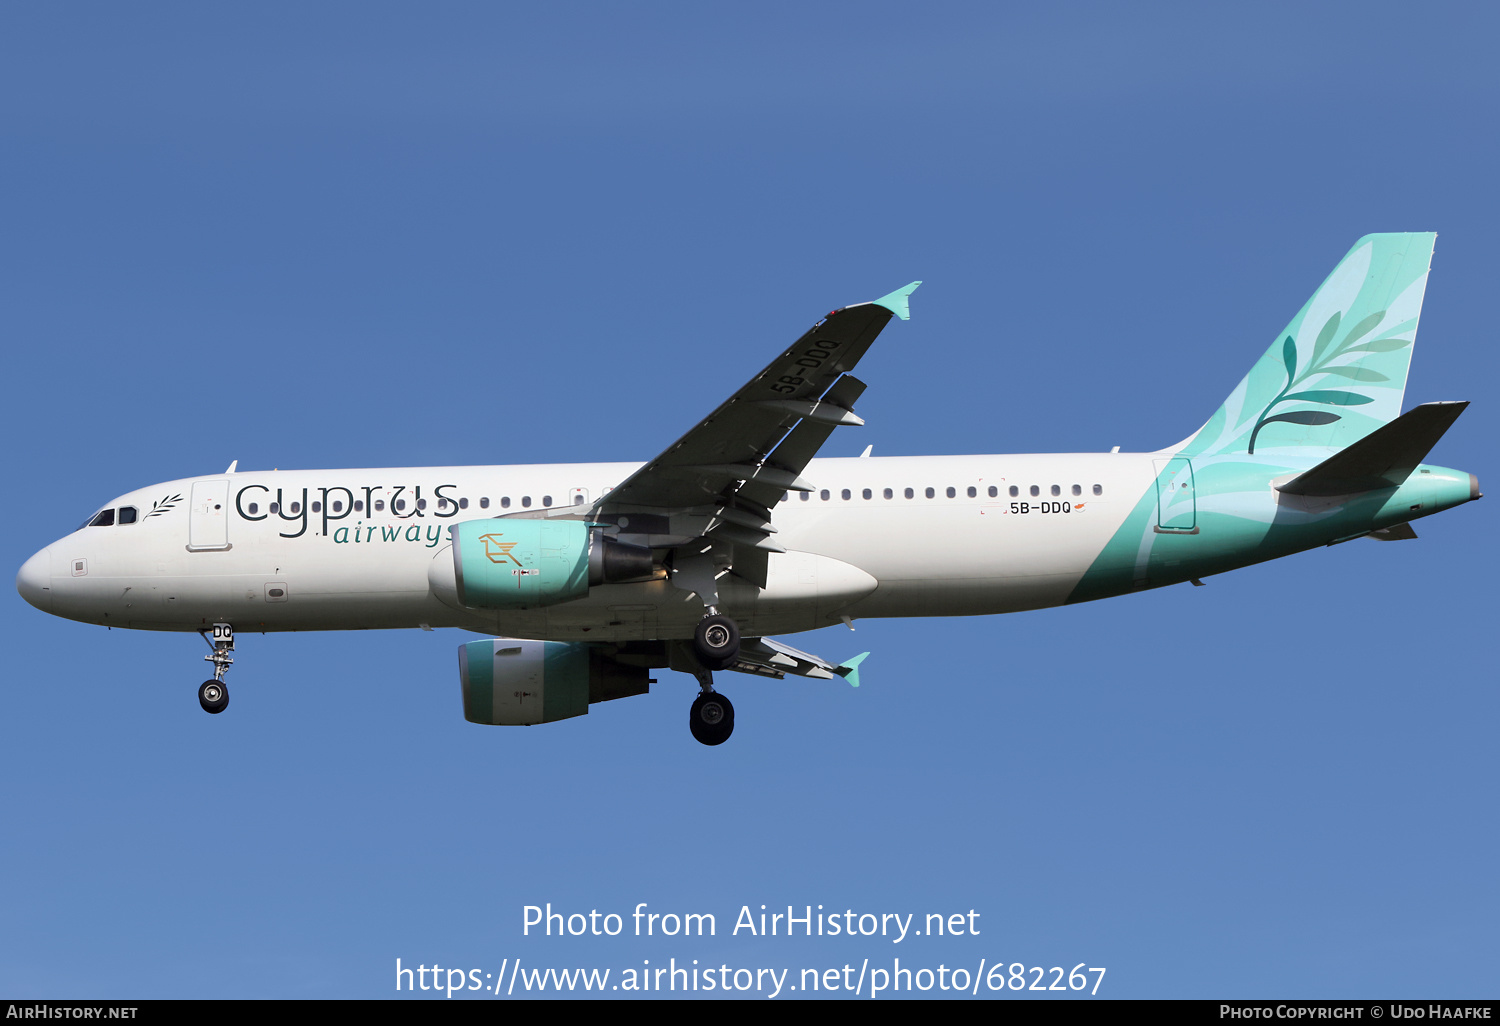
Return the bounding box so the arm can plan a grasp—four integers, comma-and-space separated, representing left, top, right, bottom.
477, 533, 523, 566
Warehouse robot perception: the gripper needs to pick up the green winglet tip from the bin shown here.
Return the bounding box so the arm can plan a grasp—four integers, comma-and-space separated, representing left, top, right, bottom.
836, 652, 871, 688
872, 281, 922, 321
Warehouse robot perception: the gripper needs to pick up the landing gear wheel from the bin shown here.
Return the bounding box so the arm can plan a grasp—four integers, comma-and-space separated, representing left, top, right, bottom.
692, 614, 740, 670
198, 679, 229, 715
689, 691, 734, 746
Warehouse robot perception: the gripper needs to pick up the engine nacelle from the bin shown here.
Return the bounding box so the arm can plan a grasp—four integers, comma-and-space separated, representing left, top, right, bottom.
458, 639, 650, 725
440, 518, 654, 610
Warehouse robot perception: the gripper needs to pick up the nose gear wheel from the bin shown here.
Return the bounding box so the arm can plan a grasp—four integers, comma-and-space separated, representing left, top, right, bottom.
198, 680, 229, 714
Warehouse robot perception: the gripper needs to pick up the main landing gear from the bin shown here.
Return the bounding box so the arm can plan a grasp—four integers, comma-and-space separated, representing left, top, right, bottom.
687, 610, 740, 746
689, 689, 734, 746
692, 612, 740, 670
197, 622, 234, 715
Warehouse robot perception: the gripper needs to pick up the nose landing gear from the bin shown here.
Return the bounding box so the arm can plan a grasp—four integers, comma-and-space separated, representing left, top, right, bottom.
198, 679, 228, 714
198, 622, 234, 715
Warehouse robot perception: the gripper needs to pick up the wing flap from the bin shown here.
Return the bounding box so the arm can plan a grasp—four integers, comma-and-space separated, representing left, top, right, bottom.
726, 636, 868, 685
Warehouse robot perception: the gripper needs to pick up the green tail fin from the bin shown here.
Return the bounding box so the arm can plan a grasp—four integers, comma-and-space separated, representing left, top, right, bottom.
1182, 233, 1436, 457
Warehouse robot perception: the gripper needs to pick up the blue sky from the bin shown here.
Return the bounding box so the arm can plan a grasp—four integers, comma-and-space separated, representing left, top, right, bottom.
2, 2, 1495, 999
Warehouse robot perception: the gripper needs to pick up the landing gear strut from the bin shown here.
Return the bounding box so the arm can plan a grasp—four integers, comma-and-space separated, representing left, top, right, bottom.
198, 622, 234, 715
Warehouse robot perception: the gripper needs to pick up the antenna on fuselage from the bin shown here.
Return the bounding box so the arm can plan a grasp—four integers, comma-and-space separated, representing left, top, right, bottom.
224, 460, 238, 473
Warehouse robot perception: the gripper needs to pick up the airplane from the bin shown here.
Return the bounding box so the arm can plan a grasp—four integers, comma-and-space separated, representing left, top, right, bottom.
14, 233, 1480, 745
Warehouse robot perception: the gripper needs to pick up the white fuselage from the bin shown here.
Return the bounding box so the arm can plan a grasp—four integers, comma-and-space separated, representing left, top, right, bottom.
21, 454, 1159, 642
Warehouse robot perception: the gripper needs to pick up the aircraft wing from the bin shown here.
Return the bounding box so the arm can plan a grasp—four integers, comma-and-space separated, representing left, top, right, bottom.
593, 282, 919, 590
727, 636, 870, 687
601, 283, 919, 515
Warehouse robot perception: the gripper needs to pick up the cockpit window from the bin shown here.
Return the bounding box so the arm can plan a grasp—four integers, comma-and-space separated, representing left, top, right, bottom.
88, 508, 115, 527
118, 506, 138, 525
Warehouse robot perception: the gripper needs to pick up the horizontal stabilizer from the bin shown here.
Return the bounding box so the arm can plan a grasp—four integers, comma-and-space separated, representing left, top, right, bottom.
1279, 401, 1468, 496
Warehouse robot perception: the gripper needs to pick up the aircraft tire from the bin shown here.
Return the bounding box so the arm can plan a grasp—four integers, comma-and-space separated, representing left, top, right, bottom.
693, 614, 740, 670
689, 691, 734, 746
198, 680, 229, 715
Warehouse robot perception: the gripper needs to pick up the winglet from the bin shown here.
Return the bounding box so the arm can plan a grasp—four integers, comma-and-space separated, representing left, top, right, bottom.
835, 651, 871, 688
872, 281, 922, 321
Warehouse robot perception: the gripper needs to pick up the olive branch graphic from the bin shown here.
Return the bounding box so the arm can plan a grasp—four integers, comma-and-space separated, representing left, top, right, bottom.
144, 493, 184, 518
1245, 310, 1409, 454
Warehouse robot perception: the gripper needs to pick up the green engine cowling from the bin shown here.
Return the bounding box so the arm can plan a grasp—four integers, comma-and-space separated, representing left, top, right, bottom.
448, 518, 653, 609
458, 639, 650, 725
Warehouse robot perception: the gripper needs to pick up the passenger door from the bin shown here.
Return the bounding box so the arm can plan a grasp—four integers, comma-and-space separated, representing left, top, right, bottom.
1152, 458, 1197, 533
187, 479, 232, 551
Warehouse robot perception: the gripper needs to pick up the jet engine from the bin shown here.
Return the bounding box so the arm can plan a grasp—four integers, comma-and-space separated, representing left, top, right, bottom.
458, 638, 651, 725
429, 519, 654, 610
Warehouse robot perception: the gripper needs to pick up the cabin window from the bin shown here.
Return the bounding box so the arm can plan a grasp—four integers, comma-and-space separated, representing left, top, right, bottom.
946, 487, 956, 498
89, 508, 115, 527
1029, 485, 1040, 497
481, 497, 491, 508
883, 488, 893, 499
841, 488, 851, 500
417, 498, 427, 510
799, 491, 810, 501
522, 496, 532, 508
1050, 485, 1061, 497
542, 495, 552, 507
311, 502, 322, 513
1071, 484, 1082, 496
459, 497, 469, 510
1093, 484, 1103, 496
966, 486, 977, 498
501, 497, 511, 509
782, 492, 790, 503
290, 502, 301, 514
374, 500, 385, 511
270, 502, 280, 514
354, 500, 363, 512
437, 497, 448, 510
393, 498, 405, 512
862, 488, 872, 500
988, 486, 998, 497
332, 500, 344, 513
1009, 486, 1019, 497
247, 502, 259, 515
820, 490, 830, 501
904, 487, 914, 499
925, 487, 935, 498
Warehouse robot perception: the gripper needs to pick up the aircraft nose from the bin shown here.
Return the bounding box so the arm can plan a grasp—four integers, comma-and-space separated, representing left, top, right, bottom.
16, 547, 52, 613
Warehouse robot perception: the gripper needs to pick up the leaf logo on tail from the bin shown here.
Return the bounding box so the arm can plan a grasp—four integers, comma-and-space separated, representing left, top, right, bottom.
1246, 311, 1408, 453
